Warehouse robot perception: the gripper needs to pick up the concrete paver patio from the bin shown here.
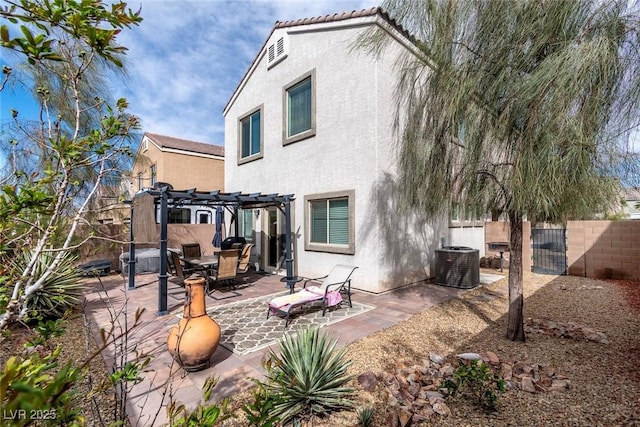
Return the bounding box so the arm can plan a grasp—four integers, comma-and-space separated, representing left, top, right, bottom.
82, 270, 503, 426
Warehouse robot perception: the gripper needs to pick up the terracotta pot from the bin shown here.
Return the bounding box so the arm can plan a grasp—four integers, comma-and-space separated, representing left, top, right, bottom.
167, 275, 221, 371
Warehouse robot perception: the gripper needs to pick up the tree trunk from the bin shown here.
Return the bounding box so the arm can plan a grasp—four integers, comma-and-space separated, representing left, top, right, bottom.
506, 211, 525, 341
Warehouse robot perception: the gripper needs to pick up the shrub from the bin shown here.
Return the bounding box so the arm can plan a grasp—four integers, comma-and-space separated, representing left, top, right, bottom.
1, 319, 82, 426
241, 379, 283, 426
444, 358, 506, 410
166, 377, 232, 426
356, 405, 375, 427
15, 251, 84, 320
262, 326, 354, 424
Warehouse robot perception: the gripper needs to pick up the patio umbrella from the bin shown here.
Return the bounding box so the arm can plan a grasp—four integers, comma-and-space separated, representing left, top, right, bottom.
212, 206, 224, 248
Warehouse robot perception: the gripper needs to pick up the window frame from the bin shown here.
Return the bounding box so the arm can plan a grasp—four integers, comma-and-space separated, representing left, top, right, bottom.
304, 190, 355, 255
282, 69, 316, 146
237, 104, 264, 165
150, 164, 157, 186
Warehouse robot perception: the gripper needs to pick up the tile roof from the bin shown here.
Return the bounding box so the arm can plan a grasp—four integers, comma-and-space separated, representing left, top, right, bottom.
223, 7, 413, 114
623, 187, 640, 200
144, 132, 224, 157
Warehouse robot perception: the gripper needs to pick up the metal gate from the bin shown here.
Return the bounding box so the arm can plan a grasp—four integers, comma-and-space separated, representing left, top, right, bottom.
531, 228, 567, 275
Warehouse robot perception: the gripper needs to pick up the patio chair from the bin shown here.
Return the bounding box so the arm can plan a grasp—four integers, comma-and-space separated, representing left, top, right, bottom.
236, 243, 255, 274
167, 251, 190, 300
208, 249, 241, 299
267, 264, 358, 327
181, 242, 202, 258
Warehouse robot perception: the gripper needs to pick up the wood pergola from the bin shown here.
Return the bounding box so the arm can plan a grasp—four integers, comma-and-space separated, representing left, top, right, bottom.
129, 184, 295, 315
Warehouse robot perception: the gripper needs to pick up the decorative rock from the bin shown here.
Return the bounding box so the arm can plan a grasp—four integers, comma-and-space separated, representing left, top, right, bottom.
433, 402, 451, 416
501, 363, 513, 381
458, 352, 481, 360
440, 365, 455, 377
426, 391, 445, 406
550, 379, 571, 391
357, 371, 378, 392
430, 353, 445, 365
521, 376, 536, 393
486, 351, 500, 364
412, 413, 430, 423
386, 412, 399, 427
398, 409, 413, 427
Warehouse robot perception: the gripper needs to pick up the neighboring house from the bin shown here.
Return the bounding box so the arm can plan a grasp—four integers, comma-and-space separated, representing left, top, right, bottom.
223, 8, 483, 293
621, 187, 640, 219
131, 132, 225, 224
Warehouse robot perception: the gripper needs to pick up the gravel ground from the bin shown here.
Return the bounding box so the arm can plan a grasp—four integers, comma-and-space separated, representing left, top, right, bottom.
326, 272, 640, 426
3, 272, 639, 426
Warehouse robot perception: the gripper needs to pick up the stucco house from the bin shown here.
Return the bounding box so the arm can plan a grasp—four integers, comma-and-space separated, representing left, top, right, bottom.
621, 187, 640, 219
130, 132, 225, 224
222, 8, 484, 293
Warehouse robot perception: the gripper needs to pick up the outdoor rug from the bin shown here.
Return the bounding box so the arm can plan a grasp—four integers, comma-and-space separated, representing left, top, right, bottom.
203, 292, 374, 356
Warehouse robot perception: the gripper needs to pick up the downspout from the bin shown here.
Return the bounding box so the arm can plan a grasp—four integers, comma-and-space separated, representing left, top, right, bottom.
158, 188, 169, 316
284, 199, 294, 291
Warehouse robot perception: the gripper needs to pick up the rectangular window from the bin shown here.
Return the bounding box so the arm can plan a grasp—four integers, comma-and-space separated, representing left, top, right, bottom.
137, 172, 143, 191
238, 105, 263, 164
304, 190, 354, 254
196, 210, 211, 224
239, 209, 254, 241
283, 70, 316, 145
150, 164, 157, 186
451, 203, 459, 221
168, 208, 190, 224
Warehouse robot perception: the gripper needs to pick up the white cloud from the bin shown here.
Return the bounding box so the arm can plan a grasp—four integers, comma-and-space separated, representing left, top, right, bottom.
112, 0, 379, 145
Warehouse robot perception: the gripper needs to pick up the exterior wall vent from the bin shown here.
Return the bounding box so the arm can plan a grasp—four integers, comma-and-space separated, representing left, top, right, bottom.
267, 34, 288, 69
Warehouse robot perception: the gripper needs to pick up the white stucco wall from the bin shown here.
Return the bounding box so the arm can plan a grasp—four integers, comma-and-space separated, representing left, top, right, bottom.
224, 18, 449, 292
447, 226, 486, 256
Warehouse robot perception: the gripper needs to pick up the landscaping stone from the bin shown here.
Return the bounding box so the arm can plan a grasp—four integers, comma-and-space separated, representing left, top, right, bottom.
357, 371, 378, 392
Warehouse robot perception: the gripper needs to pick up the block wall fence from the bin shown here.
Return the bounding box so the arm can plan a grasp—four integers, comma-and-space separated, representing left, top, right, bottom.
485, 220, 640, 281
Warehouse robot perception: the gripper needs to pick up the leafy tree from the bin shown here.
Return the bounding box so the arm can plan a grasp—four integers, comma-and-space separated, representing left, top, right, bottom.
0, 0, 142, 329
360, 0, 640, 340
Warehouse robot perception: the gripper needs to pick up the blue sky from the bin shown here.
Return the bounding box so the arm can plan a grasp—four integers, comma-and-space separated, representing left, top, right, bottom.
1, 0, 378, 146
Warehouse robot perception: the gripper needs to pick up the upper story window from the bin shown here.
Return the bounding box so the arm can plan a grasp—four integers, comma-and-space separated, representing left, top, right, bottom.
150, 164, 157, 186
238, 105, 263, 165
304, 190, 355, 255
137, 172, 144, 191
283, 69, 316, 145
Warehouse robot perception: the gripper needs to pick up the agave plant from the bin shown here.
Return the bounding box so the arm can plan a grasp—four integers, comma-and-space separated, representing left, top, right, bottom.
262, 326, 354, 424
15, 250, 84, 320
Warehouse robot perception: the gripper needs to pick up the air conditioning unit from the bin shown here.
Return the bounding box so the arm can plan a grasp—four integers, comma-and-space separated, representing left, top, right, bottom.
435, 246, 480, 289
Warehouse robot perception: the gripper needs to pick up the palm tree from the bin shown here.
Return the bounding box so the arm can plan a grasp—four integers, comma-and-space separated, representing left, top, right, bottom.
359, 0, 640, 341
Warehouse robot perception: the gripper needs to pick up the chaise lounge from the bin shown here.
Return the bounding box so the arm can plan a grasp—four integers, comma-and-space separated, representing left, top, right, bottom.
266, 264, 358, 327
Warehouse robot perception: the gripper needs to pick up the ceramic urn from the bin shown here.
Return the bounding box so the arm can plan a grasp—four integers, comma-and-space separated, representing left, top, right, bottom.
167, 275, 221, 371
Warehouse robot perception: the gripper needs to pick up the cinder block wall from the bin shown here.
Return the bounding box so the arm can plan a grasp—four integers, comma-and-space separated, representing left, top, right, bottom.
484, 221, 532, 272
567, 220, 640, 280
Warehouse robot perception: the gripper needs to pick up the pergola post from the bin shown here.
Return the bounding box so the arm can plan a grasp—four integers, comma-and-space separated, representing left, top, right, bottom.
127, 200, 135, 290
158, 188, 169, 316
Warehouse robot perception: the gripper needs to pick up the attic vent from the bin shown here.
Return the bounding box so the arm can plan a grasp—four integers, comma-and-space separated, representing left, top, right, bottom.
267, 34, 288, 69
276, 37, 284, 55
268, 44, 275, 62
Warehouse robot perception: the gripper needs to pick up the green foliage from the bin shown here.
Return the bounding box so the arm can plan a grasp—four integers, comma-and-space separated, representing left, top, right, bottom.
444, 359, 506, 410
15, 250, 84, 320
241, 380, 283, 427
0, 0, 141, 330
262, 326, 354, 425
166, 377, 233, 427
0, 342, 83, 426
24, 317, 67, 348
356, 406, 375, 427
0, 0, 142, 66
